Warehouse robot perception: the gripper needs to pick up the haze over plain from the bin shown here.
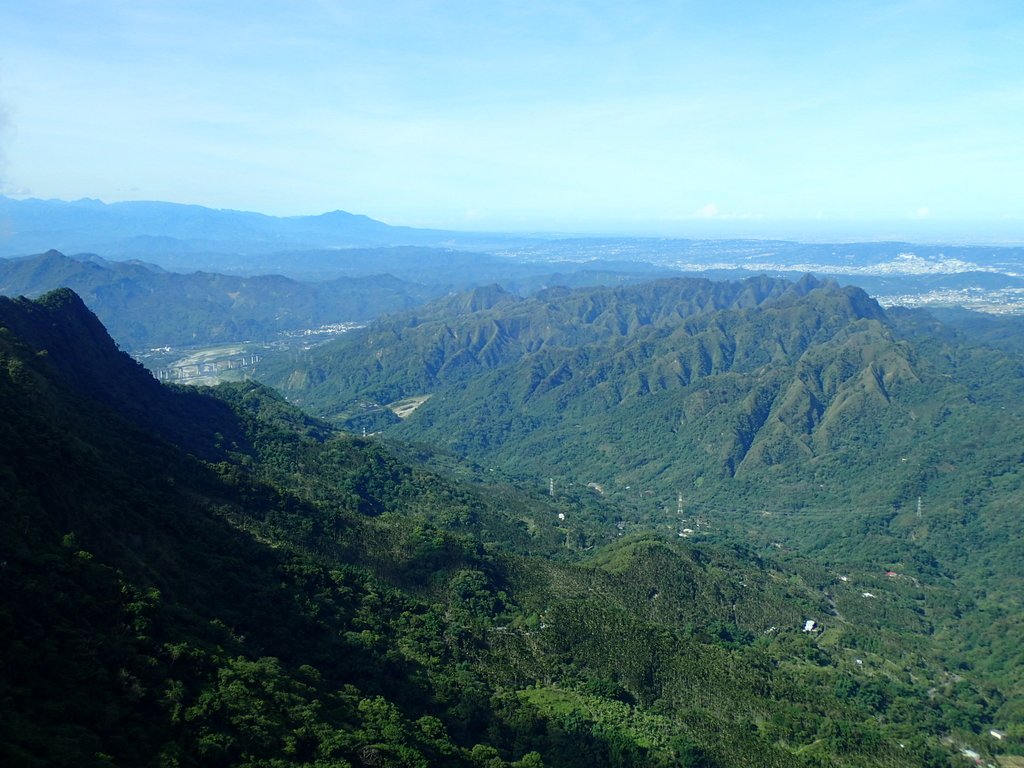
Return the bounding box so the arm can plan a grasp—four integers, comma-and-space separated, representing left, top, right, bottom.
2, 1, 1023, 241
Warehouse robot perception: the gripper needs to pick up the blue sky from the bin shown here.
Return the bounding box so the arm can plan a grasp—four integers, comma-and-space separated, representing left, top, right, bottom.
1, 1, 1022, 238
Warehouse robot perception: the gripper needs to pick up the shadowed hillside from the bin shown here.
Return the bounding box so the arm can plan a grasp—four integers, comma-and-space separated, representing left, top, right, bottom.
3, 289, 1016, 765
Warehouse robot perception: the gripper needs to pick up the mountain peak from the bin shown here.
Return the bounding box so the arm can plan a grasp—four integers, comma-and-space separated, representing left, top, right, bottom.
0, 288, 253, 459
437, 283, 516, 315
790, 272, 830, 294
317, 209, 372, 221
465, 283, 515, 312
0, 288, 146, 387
0, 288, 179, 426
35, 285, 89, 310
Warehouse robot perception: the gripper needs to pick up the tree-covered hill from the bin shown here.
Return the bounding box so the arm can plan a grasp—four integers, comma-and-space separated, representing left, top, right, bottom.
0, 250, 677, 351
2, 288, 1019, 766
254, 274, 1020, 526
257, 275, 1024, 720
0, 250, 438, 349
259, 274, 826, 414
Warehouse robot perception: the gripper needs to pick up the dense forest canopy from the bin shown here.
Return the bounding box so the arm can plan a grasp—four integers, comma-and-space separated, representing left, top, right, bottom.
258, 276, 1024, 726
1, 286, 1021, 767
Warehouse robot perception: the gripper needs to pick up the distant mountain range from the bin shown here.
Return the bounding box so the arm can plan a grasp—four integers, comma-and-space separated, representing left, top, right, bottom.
5, 195, 1024, 279
0, 249, 433, 349
0, 195, 439, 252
6, 194, 1024, 334
0, 195, 541, 272
0, 249, 677, 350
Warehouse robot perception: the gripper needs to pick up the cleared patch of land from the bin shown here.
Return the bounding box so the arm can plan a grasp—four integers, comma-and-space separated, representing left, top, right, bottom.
388, 394, 431, 419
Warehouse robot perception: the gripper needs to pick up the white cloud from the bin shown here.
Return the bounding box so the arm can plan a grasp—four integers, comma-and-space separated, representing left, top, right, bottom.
696, 202, 719, 218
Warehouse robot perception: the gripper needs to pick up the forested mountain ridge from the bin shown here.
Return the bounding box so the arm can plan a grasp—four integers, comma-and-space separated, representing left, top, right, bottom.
0, 287, 291, 459
258, 275, 1024, 721
0, 249, 677, 350
0, 249, 434, 349
257, 274, 1012, 505
260, 274, 917, 475
262, 274, 832, 412
3, 289, 1016, 765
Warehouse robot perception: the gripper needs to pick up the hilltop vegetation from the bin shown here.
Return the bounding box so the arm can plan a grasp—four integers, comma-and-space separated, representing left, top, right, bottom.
3, 289, 1018, 766
0, 250, 673, 351
258, 275, 1024, 723
0, 250, 433, 349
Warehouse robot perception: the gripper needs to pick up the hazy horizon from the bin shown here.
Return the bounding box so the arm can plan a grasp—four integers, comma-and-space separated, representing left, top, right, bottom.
2, 1, 1023, 241
5, 193, 1024, 247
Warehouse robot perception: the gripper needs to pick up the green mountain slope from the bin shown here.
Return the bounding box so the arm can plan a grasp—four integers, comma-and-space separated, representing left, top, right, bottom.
260, 275, 822, 415
0, 250, 677, 351
255, 274, 1018, 524
0, 250, 436, 349
258, 276, 1024, 719
2, 289, 1018, 766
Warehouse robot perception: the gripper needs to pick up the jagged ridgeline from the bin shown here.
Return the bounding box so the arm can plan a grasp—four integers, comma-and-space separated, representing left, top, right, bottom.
258, 273, 1021, 539
259, 275, 1024, 706
1, 289, 1019, 767
0, 249, 675, 351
